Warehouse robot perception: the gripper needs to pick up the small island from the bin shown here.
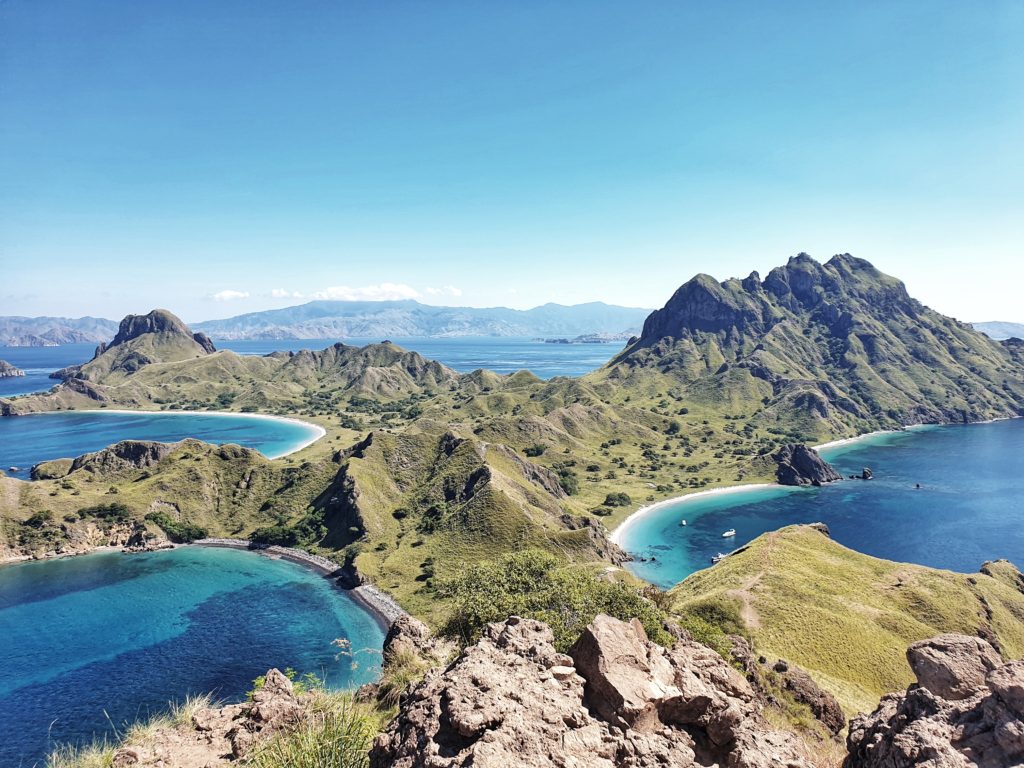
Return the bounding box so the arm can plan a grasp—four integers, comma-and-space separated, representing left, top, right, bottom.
0, 359, 25, 378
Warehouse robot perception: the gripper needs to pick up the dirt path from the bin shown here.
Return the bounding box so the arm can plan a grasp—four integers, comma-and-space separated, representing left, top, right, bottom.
727, 571, 764, 630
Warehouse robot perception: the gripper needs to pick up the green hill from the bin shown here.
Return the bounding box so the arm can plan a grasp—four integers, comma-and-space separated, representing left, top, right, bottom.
670, 525, 1024, 715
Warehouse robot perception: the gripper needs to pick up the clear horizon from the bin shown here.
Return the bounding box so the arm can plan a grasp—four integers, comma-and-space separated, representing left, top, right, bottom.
2, 1, 1022, 323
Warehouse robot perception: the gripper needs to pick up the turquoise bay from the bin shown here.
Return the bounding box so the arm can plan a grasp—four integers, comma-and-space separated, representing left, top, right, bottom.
619, 419, 1024, 589
0, 546, 385, 767
0, 411, 323, 479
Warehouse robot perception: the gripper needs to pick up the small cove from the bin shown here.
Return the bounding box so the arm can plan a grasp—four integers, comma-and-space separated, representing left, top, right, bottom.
0, 546, 386, 767
0, 411, 324, 479
617, 419, 1024, 589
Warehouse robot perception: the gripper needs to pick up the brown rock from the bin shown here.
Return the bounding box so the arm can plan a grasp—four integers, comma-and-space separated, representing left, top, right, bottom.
906, 633, 1002, 700
988, 659, 1024, 716
370, 614, 810, 768
109, 667, 308, 767
846, 634, 1024, 768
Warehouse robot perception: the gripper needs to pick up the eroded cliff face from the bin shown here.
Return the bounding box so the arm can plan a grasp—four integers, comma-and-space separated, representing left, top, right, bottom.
845, 634, 1024, 768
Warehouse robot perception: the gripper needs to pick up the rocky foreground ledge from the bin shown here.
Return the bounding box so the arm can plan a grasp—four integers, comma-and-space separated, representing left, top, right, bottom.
370, 614, 812, 768
66, 617, 1024, 768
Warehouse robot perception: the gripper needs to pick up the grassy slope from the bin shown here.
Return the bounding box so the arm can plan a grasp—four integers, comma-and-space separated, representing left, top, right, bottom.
670, 525, 1024, 714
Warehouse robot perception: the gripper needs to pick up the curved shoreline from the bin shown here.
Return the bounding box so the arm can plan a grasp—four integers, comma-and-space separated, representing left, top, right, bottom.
193, 538, 406, 630
608, 483, 779, 548
14, 408, 327, 459
611, 417, 1023, 553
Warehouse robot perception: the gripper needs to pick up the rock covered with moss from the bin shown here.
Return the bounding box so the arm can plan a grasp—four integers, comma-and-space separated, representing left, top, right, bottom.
370, 613, 811, 767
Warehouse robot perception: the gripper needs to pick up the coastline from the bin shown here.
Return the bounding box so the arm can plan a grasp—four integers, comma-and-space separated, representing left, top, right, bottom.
612, 416, 1023, 554
193, 538, 407, 630
14, 407, 327, 459
608, 483, 779, 548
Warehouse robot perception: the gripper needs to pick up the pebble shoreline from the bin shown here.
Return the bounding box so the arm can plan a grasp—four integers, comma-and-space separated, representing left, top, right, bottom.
193, 537, 408, 629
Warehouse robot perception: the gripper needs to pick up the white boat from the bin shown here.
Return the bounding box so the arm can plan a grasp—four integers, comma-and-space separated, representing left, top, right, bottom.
679, 519, 687, 526
722, 529, 736, 538
712, 553, 727, 563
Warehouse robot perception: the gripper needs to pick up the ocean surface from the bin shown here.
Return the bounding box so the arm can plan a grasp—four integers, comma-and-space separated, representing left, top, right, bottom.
0, 412, 321, 479
0, 546, 386, 768
619, 419, 1024, 589
0, 337, 620, 399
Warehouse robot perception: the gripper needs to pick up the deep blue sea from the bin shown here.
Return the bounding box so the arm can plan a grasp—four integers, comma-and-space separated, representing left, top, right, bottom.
619, 419, 1024, 589
0, 546, 385, 767
0, 411, 322, 480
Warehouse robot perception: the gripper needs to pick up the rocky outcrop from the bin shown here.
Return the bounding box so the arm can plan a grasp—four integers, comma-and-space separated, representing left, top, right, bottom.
68, 440, 178, 474
110, 668, 306, 767
845, 633, 1024, 768
370, 614, 811, 767
774, 444, 842, 486
730, 636, 845, 737
0, 359, 25, 378
104, 309, 216, 354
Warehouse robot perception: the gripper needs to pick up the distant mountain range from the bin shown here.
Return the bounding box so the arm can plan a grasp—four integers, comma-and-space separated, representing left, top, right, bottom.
0, 301, 651, 346
972, 321, 1024, 340
190, 300, 650, 340
0, 316, 119, 347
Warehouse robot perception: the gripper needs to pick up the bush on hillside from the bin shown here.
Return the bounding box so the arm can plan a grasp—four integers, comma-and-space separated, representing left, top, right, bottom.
436, 549, 671, 651
145, 512, 208, 543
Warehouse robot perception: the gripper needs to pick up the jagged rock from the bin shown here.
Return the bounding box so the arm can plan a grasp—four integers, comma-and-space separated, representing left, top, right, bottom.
782, 668, 846, 736
370, 614, 810, 767
110, 668, 306, 767
906, 633, 1002, 701
0, 359, 25, 378
69, 440, 176, 474
846, 634, 1024, 768
859, 468, 873, 480
730, 637, 844, 737
774, 444, 843, 486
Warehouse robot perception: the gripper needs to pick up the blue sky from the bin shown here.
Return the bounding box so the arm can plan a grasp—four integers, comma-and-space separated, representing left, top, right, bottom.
2, 1, 1022, 322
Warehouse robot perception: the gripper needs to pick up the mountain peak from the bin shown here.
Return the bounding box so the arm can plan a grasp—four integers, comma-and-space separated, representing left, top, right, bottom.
109, 309, 216, 353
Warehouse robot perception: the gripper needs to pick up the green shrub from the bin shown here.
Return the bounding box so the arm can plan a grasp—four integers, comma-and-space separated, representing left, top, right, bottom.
249, 524, 300, 546
436, 549, 671, 651
145, 512, 208, 543
246, 694, 378, 768
77, 502, 131, 523
603, 492, 632, 507
524, 444, 546, 457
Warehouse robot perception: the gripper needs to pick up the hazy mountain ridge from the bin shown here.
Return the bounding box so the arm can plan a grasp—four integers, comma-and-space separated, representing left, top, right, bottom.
973, 320, 1024, 341
0, 315, 119, 347
191, 299, 651, 340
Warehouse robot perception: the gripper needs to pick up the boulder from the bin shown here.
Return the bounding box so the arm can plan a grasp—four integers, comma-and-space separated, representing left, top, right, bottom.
846, 634, 1024, 768
774, 444, 843, 486
370, 614, 811, 768
906, 633, 1002, 700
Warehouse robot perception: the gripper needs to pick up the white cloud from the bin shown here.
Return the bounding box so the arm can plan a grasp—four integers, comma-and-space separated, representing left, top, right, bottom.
425, 285, 463, 298
310, 283, 421, 301
270, 288, 304, 299
211, 289, 250, 302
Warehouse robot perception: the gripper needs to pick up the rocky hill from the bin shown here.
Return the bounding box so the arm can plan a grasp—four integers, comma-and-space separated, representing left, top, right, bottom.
602, 254, 1024, 441
193, 300, 650, 340
0, 359, 25, 378
50, 309, 217, 382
